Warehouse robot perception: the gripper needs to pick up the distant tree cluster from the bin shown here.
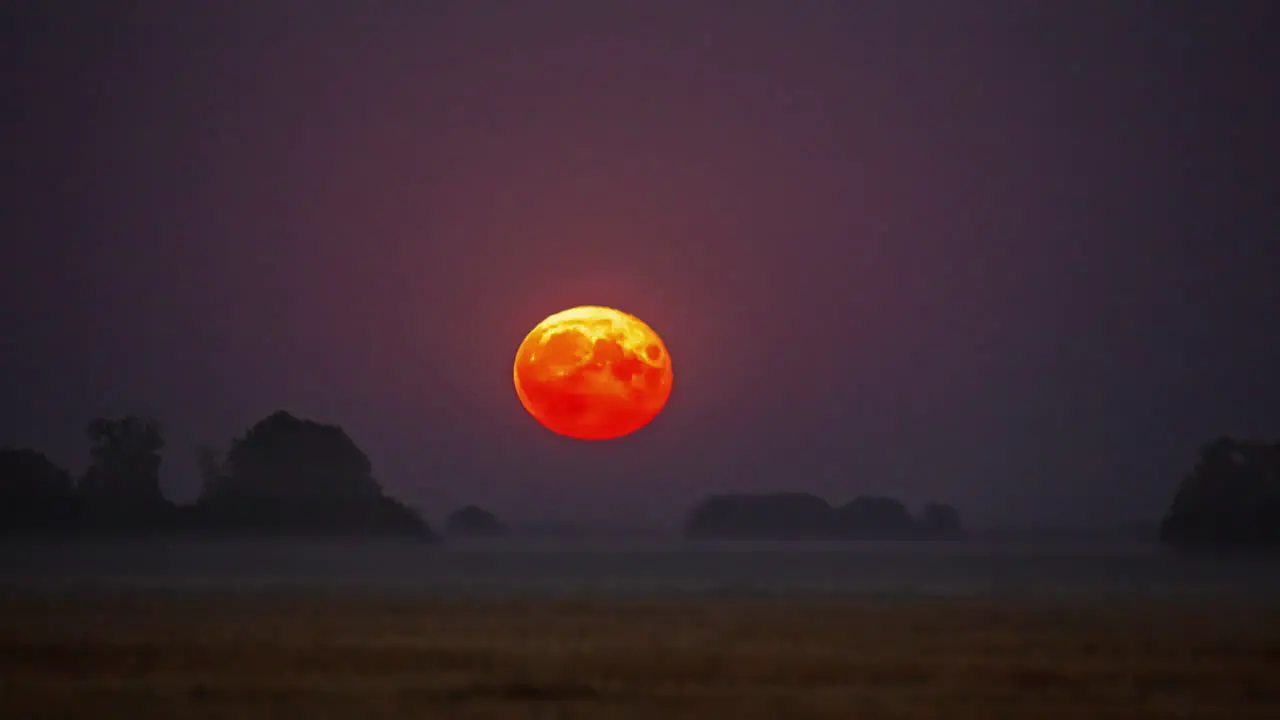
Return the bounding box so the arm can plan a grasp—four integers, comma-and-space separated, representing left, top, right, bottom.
682, 492, 962, 541
1160, 437, 1280, 548
0, 411, 432, 539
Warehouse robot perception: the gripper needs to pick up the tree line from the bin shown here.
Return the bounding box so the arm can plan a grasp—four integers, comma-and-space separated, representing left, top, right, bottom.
4, 416, 1277, 547
0, 411, 430, 538
683, 492, 963, 540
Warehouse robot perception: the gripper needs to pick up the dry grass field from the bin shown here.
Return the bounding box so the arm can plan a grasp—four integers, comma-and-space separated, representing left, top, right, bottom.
1, 589, 1277, 719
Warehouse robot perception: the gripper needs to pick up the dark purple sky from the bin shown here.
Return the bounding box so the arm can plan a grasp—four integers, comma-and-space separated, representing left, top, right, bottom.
3, 1, 1278, 528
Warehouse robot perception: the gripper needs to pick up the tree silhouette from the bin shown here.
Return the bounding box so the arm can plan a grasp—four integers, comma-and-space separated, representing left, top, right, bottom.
446, 505, 506, 537
0, 447, 78, 534
835, 496, 914, 538
194, 411, 430, 537
194, 444, 226, 502
78, 416, 167, 511
1161, 436, 1280, 547
684, 493, 837, 539
2, 412, 431, 538
219, 411, 379, 500
918, 502, 963, 538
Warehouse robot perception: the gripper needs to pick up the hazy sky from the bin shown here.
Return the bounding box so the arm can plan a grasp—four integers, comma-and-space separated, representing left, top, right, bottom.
3, 1, 1278, 528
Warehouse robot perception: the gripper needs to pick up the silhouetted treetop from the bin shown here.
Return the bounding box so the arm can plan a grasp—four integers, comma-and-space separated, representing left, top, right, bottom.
79, 416, 167, 509
446, 505, 506, 537
218, 411, 380, 500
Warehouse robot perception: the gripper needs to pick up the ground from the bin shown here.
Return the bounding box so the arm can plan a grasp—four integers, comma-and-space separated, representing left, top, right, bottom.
1, 589, 1277, 718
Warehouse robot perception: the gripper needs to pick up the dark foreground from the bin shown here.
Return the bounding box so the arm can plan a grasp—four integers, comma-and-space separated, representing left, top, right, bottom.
1, 590, 1277, 719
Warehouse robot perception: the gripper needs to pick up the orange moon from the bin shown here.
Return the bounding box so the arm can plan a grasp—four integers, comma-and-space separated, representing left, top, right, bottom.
513, 306, 673, 440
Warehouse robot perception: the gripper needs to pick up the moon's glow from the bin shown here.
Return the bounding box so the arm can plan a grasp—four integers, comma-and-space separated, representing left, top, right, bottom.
513, 306, 673, 440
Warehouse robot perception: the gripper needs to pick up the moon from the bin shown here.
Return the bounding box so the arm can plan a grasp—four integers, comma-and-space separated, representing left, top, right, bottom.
513, 306, 673, 440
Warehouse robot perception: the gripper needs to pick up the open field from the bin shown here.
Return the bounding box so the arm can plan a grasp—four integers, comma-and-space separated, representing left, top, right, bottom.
1, 589, 1278, 718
